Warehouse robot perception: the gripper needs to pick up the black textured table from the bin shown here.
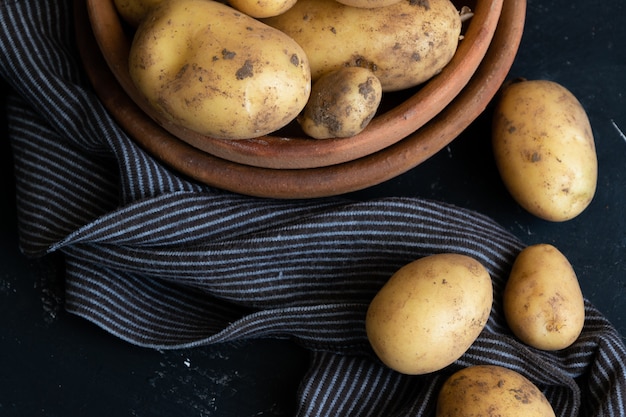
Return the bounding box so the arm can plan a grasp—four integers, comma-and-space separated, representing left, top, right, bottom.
1, 0, 624, 415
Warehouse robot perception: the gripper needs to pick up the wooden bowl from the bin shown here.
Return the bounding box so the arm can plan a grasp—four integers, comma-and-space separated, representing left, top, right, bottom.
75, 0, 525, 198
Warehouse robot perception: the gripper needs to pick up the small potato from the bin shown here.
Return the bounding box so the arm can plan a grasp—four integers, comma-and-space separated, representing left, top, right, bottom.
263, 0, 461, 92
298, 67, 382, 139
365, 253, 492, 375
492, 79, 598, 221
228, 0, 298, 18
129, 0, 311, 140
503, 243, 585, 351
436, 365, 556, 417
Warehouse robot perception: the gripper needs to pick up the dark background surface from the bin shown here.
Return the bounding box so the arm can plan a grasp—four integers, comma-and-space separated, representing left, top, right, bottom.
1, 0, 624, 415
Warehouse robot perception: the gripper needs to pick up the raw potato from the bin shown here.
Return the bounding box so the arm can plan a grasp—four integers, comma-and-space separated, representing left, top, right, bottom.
436, 365, 556, 417
503, 244, 585, 351
492, 79, 598, 221
129, 0, 311, 140
298, 67, 382, 139
228, 0, 298, 18
365, 253, 493, 375
113, 0, 165, 27
262, 0, 462, 92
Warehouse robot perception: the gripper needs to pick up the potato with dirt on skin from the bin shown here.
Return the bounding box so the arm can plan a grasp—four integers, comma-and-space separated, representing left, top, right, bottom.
298, 67, 382, 139
503, 243, 585, 351
365, 253, 493, 375
492, 79, 598, 221
436, 365, 556, 417
262, 0, 462, 92
128, 0, 311, 140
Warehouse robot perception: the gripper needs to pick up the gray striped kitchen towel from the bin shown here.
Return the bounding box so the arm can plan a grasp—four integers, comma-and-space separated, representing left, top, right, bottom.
2, 1, 625, 416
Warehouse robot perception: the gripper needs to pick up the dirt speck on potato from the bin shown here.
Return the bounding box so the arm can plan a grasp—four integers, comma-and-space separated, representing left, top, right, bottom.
358, 78, 376, 98
222, 49, 236, 59
235, 59, 254, 79
345, 55, 378, 73
409, 0, 430, 9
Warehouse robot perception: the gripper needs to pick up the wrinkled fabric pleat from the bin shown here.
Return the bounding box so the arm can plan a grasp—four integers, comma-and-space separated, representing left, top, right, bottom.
1, 1, 625, 416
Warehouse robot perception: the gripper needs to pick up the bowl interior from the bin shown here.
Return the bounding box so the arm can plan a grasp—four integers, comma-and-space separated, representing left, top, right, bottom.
85, 0, 502, 169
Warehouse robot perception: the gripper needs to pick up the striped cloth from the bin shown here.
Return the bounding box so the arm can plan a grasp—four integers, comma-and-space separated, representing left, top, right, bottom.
2, 1, 625, 415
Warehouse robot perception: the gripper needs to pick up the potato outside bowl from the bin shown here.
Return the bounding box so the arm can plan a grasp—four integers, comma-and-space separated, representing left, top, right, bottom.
74, 0, 525, 198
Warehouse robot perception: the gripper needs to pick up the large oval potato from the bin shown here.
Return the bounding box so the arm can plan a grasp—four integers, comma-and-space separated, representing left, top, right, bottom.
492, 79, 598, 221
365, 253, 492, 375
503, 244, 585, 351
436, 365, 556, 417
263, 0, 462, 92
129, 0, 311, 140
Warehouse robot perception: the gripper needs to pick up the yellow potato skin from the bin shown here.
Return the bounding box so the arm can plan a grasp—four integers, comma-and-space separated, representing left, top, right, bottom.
113, 0, 165, 27
492, 79, 598, 221
262, 0, 461, 92
334, 0, 404, 8
129, 0, 311, 140
228, 0, 298, 18
503, 244, 585, 351
298, 67, 382, 139
365, 253, 492, 375
436, 365, 556, 417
